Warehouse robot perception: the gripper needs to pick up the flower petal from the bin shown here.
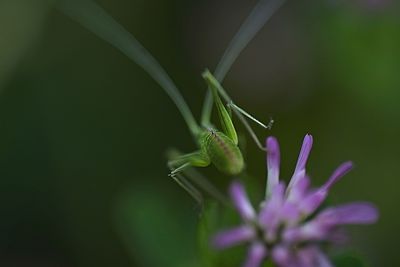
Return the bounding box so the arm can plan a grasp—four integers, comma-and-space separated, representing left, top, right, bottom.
230, 181, 256, 221
299, 190, 327, 215
318, 202, 379, 225
287, 174, 310, 203
243, 242, 267, 267
281, 202, 301, 225
294, 134, 313, 174
266, 136, 281, 197
291, 247, 333, 267
259, 183, 285, 241
297, 247, 317, 267
212, 225, 255, 249
322, 161, 353, 191
299, 162, 353, 215
314, 248, 333, 267
283, 221, 328, 242
286, 202, 379, 242
288, 134, 313, 190
272, 245, 291, 267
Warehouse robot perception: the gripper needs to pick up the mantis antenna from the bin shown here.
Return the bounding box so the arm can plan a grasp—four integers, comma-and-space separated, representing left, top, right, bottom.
58, 0, 286, 149
58, 0, 201, 138
201, 0, 287, 148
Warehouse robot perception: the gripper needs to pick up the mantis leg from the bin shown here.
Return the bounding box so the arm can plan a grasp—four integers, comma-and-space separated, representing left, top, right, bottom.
169, 171, 204, 207
227, 102, 273, 151
168, 150, 211, 176
203, 70, 272, 151
167, 149, 231, 206
167, 150, 211, 206
168, 167, 230, 207
184, 168, 230, 206
227, 101, 273, 130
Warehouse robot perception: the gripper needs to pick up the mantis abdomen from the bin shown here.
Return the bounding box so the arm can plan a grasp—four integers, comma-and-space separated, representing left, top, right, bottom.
200, 129, 244, 176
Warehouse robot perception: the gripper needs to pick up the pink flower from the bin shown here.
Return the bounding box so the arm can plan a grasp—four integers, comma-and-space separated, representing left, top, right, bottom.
212, 135, 379, 267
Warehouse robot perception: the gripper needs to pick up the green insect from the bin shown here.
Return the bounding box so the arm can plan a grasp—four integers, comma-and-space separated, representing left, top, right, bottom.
59, 0, 284, 202
168, 70, 244, 177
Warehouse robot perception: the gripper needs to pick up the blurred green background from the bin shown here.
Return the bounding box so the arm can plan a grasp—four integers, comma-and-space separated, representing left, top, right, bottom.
0, 0, 398, 266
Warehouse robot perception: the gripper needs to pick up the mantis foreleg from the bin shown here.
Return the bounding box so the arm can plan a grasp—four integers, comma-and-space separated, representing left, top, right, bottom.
168, 151, 210, 176
168, 150, 231, 206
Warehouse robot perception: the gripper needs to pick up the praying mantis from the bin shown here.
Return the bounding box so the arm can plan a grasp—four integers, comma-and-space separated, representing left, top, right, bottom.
59, 0, 286, 203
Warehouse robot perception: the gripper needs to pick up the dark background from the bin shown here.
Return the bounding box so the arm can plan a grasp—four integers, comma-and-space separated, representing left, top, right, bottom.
0, 0, 398, 266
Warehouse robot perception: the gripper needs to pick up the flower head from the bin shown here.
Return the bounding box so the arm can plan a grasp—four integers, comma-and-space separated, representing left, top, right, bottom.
212, 134, 378, 267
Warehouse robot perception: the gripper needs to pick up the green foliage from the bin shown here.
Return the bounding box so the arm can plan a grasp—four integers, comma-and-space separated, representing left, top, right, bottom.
114, 180, 199, 267
333, 250, 370, 267
316, 7, 400, 118
262, 261, 277, 267
198, 201, 246, 267
0, 0, 47, 86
